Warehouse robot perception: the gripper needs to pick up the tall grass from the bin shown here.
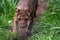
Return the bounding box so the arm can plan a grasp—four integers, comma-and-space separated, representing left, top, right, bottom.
29, 0, 60, 40
0, 0, 60, 40
0, 0, 17, 40
0, 0, 18, 28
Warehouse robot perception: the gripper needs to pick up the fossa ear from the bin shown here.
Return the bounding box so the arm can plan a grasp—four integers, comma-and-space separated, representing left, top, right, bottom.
15, 8, 20, 13
25, 7, 30, 13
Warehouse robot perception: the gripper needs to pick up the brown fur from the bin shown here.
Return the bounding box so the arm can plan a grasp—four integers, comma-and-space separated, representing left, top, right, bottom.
36, 0, 48, 15
12, 0, 38, 40
12, 0, 47, 40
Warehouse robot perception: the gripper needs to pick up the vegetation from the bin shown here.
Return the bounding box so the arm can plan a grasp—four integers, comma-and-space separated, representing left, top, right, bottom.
0, 0, 17, 40
0, 0, 60, 40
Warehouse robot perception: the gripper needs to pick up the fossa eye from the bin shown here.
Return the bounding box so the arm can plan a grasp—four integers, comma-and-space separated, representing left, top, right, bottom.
25, 18, 28, 21
17, 16, 21, 21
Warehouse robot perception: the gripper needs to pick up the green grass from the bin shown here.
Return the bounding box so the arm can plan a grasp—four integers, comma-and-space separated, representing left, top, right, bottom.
0, 0, 60, 40
29, 0, 60, 40
0, 0, 18, 28
0, 0, 17, 40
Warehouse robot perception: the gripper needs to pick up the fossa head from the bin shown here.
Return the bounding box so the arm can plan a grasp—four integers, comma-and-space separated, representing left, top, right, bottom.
16, 8, 31, 28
